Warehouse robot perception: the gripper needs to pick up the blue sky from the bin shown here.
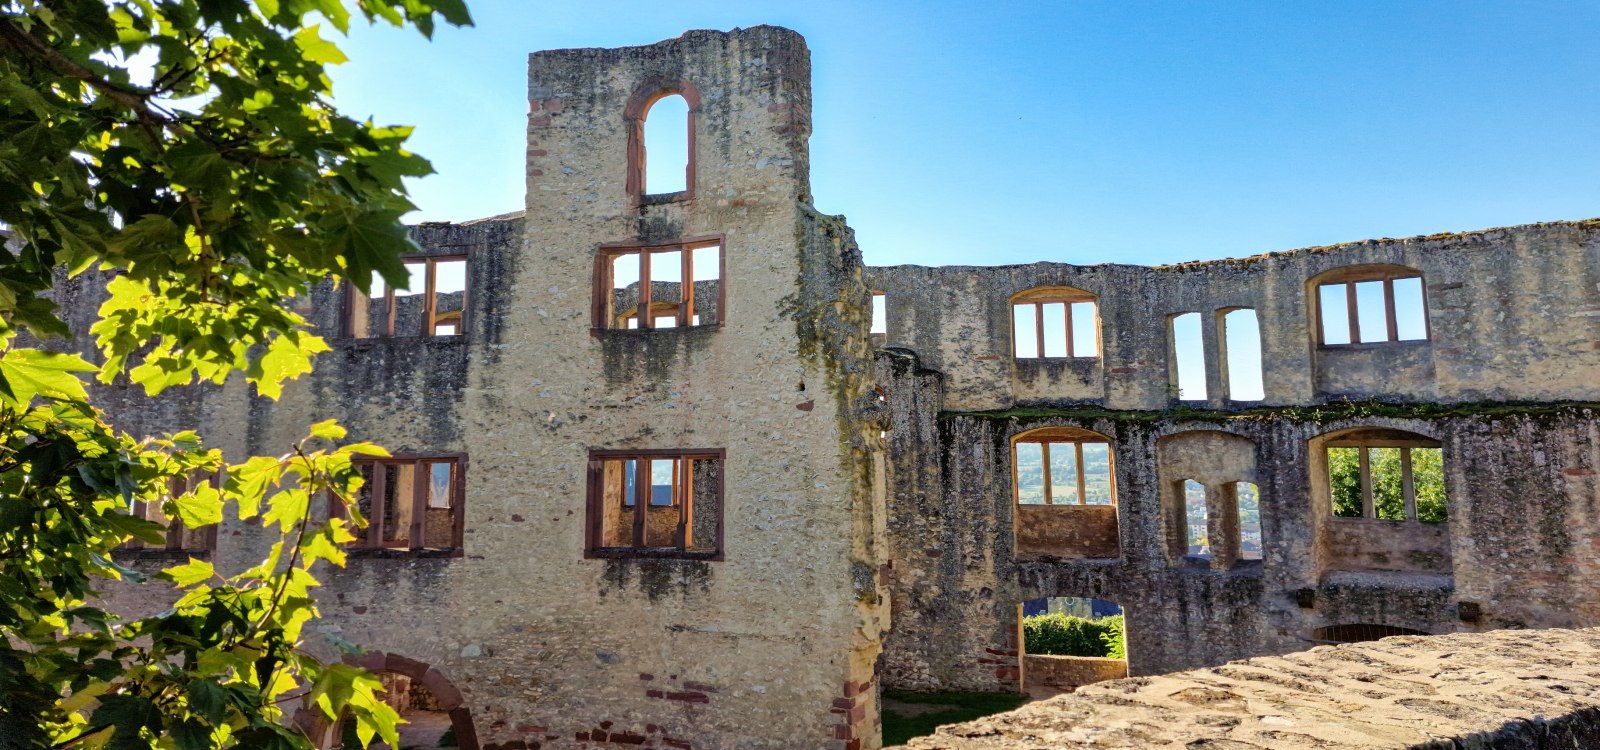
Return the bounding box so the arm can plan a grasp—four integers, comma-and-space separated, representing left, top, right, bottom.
328, 1, 1600, 268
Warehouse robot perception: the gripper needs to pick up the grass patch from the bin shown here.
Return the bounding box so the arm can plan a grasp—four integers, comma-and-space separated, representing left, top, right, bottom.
880, 689, 1029, 747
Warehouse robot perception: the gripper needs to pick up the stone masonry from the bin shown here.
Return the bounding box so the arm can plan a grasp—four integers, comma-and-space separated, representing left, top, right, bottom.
71, 24, 1600, 750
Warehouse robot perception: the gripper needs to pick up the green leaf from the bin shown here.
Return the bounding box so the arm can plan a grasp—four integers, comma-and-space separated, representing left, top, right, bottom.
293, 25, 348, 65
160, 558, 215, 587
0, 349, 95, 405
186, 679, 228, 725
309, 420, 346, 441
263, 488, 310, 533
173, 483, 223, 528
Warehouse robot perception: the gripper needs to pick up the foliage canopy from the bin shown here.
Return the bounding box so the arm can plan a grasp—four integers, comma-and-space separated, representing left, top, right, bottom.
0, 0, 470, 747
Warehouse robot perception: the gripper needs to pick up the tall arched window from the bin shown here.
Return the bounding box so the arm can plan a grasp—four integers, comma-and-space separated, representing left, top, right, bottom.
641, 94, 689, 195
625, 81, 701, 201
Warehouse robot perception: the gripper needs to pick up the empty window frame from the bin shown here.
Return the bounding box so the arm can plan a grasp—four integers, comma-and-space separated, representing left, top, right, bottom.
641, 94, 690, 195
1315, 269, 1428, 346
346, 256, 468, 338
586, 449, 723, 559
1182, 479, 1209, 557
595, 239, 724, 331
1011, 288, 1099, 359
1236, 482, 1262, 560
870, 292, 888, 336
123, 472, 220, 554
1013, 432, 1115, 506
1220, 308, 1265, 401
1169, 312, 1207, 401
625, 83, 701, 201
1326, 431, 1446, 522
334, 455, 466, 554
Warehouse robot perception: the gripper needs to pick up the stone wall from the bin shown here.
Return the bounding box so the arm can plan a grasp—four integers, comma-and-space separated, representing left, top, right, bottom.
86, 27, 888, 750
872, 222, 1600, 694
869, 221, 1600, 413
897, 627, 1600, 749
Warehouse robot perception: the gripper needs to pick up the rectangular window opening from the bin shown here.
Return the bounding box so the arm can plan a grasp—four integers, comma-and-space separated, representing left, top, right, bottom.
1013, 438, 1115, 506
588, 449, 723, 558
1170, 312, 1207, 401
335, 455, 466, 554
1222, 309, 1265, 401
1236, 482, 1261, 560
1012, 298, 1099, 359
599, 241, 722, 330
1326, 441, 1446, 522
347, 256, 469, 338
1184, 479, 1209, 558
1317, 273, 1429, 346
121, 472, 221, 554
870, 292, 888, 336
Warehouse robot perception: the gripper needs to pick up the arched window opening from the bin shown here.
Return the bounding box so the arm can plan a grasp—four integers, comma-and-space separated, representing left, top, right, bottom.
642, 94, 690, 195
1325, 429, 1446, 522
1236, 482, 1261, 560
1313, 266, 1429, 346
1312, 623, 1428, 644
1169, 312, 1206, 401
1012, 427, 1119, 561
1182, 479, 1208, 557
1011, 287, 1099, 359
1013, 428, 1114, 506
1220, 308, 1264, 401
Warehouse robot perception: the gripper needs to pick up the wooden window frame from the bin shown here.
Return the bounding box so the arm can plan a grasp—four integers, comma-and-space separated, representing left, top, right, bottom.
584, 448, 725, 561
592, 237, 726, 333
122, 472, 221, 556
332, 453, 467, 557
1325, 431, 1443, 522
625, 80, 702, 205
342, 254, 470, 339
1009, 288, 1099, 360
1011, 431, 1117, 507
1313, 267, 1430, 347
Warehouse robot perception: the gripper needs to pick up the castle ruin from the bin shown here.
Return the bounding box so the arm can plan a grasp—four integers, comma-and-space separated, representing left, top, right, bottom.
85, 26, 1600, 750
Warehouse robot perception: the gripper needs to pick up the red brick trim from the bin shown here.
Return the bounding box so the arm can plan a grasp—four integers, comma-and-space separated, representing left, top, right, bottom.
624, 78, 702, 204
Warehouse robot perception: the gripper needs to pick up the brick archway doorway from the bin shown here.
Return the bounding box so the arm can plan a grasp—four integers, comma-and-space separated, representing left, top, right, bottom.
338, 651, 479, 750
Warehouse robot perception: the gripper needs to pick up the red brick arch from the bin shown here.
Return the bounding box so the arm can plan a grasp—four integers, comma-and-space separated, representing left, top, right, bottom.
344, 651, 479, 750
624, 77, 702, 202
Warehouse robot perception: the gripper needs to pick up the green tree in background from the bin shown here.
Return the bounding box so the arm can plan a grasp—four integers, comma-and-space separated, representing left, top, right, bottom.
0, 0, 470, 747
1328, 445, 1447, 522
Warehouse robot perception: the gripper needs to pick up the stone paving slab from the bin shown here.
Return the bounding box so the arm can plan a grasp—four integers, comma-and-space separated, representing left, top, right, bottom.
894, 628, 1600, 749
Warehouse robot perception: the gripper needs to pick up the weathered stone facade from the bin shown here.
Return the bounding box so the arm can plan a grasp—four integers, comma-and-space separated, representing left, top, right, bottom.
871, 221, 1600, 695
73, 24, 1600, 750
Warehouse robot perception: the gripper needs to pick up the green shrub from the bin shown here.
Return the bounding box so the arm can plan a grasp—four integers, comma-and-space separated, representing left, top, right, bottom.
1023, 613, 1125, 658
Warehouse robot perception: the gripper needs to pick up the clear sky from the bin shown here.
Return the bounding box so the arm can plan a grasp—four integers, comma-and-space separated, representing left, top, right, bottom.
327, 1, 1600, 267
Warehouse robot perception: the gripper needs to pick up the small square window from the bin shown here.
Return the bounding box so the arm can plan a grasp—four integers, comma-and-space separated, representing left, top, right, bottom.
346, 256, 468, 338
332, 455, 466, 555
586, 449, 723, 559
596, 241, 723, 330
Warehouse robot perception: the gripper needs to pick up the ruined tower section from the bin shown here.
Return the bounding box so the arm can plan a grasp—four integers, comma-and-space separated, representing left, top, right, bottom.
455, 28, 886, 749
